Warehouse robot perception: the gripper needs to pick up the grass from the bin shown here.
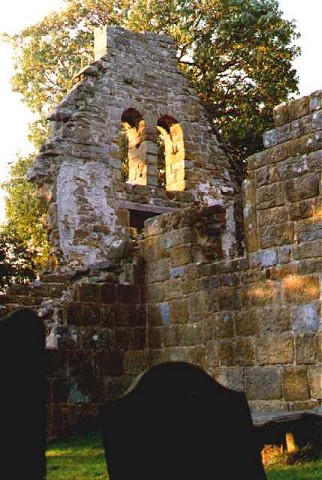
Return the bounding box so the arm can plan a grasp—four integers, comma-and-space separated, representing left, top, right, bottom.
45, 431, 322, 480
46, 432, 108, 480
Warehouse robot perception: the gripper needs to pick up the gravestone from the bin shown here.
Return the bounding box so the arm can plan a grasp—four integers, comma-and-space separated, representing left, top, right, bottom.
0, 308, 46, 480
100, 361, 267, 480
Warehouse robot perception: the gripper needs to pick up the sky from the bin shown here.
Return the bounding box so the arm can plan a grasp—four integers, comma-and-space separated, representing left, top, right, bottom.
0, 0, 321, 224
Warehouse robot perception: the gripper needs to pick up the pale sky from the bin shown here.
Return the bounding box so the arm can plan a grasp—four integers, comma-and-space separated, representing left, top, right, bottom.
0, 0, 321, 223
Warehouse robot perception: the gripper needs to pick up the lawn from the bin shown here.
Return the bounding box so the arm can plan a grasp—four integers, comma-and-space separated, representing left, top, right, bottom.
45, 431, 322, 480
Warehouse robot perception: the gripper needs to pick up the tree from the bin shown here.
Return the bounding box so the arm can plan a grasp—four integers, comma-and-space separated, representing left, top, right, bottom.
0, 226, 36, 292
6, 0, 300, 169
0, 154, 50, 272
1, 0, 300, 270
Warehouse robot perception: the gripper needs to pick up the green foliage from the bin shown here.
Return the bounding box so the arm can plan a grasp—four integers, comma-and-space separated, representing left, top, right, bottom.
0, 226, 36, 291
1, 154, 50, 272
4, 0, 300, 173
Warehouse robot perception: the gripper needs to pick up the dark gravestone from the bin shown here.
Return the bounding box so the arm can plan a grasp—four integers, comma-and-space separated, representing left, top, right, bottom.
0, 307, 46, 480
100, 361, 267, 480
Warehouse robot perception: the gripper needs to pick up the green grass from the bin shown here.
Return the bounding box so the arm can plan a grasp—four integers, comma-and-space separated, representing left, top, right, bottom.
266, 457, 322, 479
46, 432, 108, 480
46, 432, 321, 480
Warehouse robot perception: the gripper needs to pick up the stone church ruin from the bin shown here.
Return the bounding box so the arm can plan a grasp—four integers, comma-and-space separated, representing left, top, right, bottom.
0, 26, 321, 444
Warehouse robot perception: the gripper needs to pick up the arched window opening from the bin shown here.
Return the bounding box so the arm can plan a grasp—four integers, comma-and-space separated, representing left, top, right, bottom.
157, 115, 185, 191
120, 108, 145, 184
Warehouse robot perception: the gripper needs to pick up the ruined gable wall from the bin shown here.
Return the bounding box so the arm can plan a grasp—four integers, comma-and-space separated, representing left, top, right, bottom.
29, 26, 240, 270
141, 90, 321, 416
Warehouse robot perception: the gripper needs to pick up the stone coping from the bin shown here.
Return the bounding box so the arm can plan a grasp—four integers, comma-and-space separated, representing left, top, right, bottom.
252, 406, 322, 427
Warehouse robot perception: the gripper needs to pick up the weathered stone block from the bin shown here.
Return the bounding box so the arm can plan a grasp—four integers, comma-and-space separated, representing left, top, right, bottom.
245, 282, 280, 307
289, 131, 322, 158
73, 283, 101, 302
257, 206, 287, 227
293, 239, 322, 259
116, 284, 141, 304
259, 223, 294, 248
285, 173, 319, 202
295, 333, 317, 364
47, 350, 68, 377
145, 283, 164, 302
146, 258, 170, 283
114, 327, 134, 349
256, 183, 284, 210
256, 334, 294, 365
81, 327, 114, 351
211, 366, 244, 391
235, 309, 260, 336
123, 350, 147, 375
283, 367, 310, 401
234, 338, 256, 365
217, 287, 241, 311
147, 326, 163, 349
299, 258, 322, 275
245, 367, 282, 400
307, 365, 322, 399
291, 303, 321, 332
94, 350, 124, 376
290, 199, 316, 220
170, 244, 193, 266
186, 345, 206, 366
67, 351, 94, 377
295, 219, 322, 242
269, 263, 298, 281
170, 298, 189, 324
213, 312, 235, 338
258, 306, 291, 335
284, 275, 320, 303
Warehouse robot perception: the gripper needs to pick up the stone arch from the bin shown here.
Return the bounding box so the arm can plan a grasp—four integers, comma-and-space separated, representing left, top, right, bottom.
121, 108, 146, 184
157, 115, 185, 191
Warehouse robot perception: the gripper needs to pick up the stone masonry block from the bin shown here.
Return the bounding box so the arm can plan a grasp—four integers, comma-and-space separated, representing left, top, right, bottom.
256, 333, 294, 365
289, 198, 316, 221
94, 350, 124, 376
257, 206, 287, 227
289, 131, 322, 158
259, 223, 294, 248
295, 333, 317, 364
245, 367, 282, 400
258, 306, 291, 335
256, 183, 284, 210
309, 89, 322, 111
213, 312, 235, 338
170, 244, 193, 266
307, 365, 322, 399
293, 239, 322, 259
170, 298, 189, 324
291, 303, 321, 332
235, 309, 260, 336
233, 338, 256, 365
285, 173, 319, 203
295, 219, 322, 242
67, 351, 94, 377
284, 275, 320, 303
217, 287, 241, 311
146, 258, 170, 283
283, 367, 310, 401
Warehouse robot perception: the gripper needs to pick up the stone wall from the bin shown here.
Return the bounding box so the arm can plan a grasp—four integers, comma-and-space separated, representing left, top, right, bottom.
28, 26, 241, 270
139, 90, 321, 417
1, 26, 320, 439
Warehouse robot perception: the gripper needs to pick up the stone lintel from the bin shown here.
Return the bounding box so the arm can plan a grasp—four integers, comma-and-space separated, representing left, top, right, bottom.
252, 406, 322, 427
118, 200, 177, 215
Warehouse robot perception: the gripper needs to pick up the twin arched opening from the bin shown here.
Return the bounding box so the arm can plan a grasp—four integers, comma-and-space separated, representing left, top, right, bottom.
120, 109, 185, 191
